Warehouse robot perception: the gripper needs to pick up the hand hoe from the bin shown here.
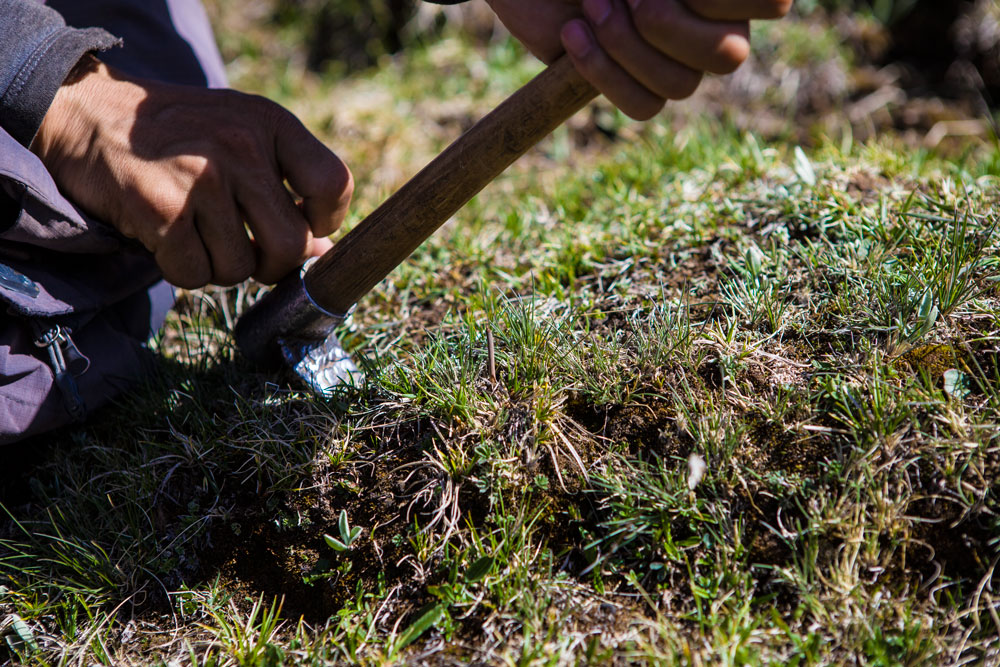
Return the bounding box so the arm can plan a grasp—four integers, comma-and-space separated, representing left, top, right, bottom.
234, 56, 597, 393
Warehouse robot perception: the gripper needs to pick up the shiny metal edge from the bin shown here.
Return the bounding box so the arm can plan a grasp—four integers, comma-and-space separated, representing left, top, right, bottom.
279, 331, 365, 396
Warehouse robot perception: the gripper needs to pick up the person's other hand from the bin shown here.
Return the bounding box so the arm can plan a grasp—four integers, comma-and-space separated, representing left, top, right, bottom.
487, 0, 792, 120
32, 55, 353, 289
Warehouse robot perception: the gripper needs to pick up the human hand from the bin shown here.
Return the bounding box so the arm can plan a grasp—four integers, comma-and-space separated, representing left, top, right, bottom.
487, 0, 792, 120
31, 55, 353, 289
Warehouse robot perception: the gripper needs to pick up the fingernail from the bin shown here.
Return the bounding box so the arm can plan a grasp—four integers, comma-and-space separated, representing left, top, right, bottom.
563, 22, 592, 58
584, 0, 612, 25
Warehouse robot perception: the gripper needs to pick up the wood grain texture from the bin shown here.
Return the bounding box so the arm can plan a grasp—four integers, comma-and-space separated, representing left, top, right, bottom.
303, 55, 597, 315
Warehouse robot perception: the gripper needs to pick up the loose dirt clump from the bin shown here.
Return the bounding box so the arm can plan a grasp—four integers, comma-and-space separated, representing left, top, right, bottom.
753, 417, 834, 478
566, 396, 691, 461
906, 505, 995, 592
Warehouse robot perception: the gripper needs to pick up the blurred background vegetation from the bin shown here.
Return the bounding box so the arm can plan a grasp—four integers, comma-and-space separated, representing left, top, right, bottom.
201, 0, 998, 199
209, 0, 999, 105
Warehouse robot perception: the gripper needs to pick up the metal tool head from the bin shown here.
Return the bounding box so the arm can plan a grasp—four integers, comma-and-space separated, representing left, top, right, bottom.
234, 261, 363, 396
278, 324, 363, 395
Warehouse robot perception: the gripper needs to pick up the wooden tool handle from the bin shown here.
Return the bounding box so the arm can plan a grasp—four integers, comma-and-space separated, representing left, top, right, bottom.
303, 55, 597, 315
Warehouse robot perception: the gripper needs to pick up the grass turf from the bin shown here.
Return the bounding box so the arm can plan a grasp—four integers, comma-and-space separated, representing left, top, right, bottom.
2, 11, 1000, 666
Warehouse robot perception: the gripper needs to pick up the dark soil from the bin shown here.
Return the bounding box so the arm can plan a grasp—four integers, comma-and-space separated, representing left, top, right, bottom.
566, 395, 692, 461
193, 417, 446, 622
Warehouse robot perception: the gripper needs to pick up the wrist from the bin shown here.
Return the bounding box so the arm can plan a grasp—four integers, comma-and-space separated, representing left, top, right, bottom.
31, 55, 134, 178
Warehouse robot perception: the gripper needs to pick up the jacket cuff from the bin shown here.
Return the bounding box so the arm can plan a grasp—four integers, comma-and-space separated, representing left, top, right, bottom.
0, 1, 121, 148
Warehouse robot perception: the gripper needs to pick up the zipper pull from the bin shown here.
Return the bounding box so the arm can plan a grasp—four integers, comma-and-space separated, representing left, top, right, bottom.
33, 323, 88, 422
59, 328, 90, 376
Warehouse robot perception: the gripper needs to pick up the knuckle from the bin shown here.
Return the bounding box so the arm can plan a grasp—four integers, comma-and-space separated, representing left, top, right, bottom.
175, 153, 210, 178
219, 124, 264, 160
257, 95, 298, 132
594, 12, 631, 44
236, 91, 273, 116
194, 158, 225, 190
334, 162, 354, 209
145, 192, 188, 230
177, 271, 209, 290
168, 274, 200, 290
172, 156, 219, 193
267, 233, 309, 267
216, 254, 257, 287
249, 91, 283, 114
693, 0, 722, 19
184, 269, 211, 290
633, 0, 677, 42
306, 158, 354, 234
156, 212, 194, 243
314, 153, 354, 198
160, 251, 209, 289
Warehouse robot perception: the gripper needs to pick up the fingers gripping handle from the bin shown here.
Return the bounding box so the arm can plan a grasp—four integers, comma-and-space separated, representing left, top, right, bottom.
236, 56, 596, 364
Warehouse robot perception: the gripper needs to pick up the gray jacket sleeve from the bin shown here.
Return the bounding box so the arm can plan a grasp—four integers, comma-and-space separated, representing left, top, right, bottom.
0, 0, 120, 148
0, 0, 126, 255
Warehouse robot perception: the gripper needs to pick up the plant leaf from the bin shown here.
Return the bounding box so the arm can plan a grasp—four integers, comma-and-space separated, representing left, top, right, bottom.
464, 556, 495, 584
2, 615, 39, 654
349, 526, 363, 543
393, 603, 445, 655
324, 534, 348, 551
746, 246, 765, 277
918, 290, 938, 328
338, 509, 349, 540
793, 146, 816, 186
